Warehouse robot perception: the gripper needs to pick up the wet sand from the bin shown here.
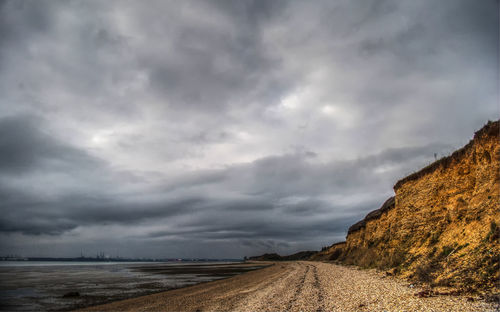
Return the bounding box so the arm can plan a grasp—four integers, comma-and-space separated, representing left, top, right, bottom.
130, 262, 269, 277
0, 261, 268, 311
78, 261, 498, 312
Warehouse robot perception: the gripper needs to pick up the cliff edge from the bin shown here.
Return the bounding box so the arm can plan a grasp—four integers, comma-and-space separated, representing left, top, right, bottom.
314, 120, 499, 292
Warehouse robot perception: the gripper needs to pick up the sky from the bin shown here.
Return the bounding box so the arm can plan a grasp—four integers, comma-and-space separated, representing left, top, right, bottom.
0, 0, 498, 259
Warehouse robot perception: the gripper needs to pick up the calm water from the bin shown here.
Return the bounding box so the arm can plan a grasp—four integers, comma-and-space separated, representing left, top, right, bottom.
0, 261, 257, 311
0, 261, 157, 267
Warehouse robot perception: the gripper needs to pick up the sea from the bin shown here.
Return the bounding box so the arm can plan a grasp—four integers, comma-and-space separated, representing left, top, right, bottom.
0, 260, 258, 311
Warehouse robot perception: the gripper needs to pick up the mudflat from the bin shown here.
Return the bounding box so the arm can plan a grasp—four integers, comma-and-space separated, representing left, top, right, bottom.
77, 261, 497, 312
0, 261, 269, 311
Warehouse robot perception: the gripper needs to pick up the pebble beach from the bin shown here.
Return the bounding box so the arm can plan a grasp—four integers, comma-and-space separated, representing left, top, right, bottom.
77, 261, 498, 312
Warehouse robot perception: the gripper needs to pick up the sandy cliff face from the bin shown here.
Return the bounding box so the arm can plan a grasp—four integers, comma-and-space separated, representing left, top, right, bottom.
320, 121, 499, 291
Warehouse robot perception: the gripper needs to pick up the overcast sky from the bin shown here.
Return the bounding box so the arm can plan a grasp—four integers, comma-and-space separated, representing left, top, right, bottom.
0, 0, 498, 259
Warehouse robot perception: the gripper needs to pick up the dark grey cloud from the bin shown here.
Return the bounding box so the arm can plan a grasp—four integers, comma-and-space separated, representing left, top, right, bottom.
142, 1, 292, 112
0, 0, 497, 258
0, 1, 52, 56
0, 115, 104, 174
0, 190, 204, 235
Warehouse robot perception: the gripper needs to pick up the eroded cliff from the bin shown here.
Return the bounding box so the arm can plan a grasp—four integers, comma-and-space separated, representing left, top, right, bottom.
316, 120, 499, 291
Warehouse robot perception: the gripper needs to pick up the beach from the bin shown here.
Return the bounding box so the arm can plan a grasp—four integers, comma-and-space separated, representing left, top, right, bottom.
77, 261, 497, 312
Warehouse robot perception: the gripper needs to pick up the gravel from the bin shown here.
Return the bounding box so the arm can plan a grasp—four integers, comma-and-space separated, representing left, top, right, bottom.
77, 261, 498, 312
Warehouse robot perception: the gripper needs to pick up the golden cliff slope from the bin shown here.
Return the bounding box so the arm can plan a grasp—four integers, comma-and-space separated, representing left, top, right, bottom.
314, 120, 499, 291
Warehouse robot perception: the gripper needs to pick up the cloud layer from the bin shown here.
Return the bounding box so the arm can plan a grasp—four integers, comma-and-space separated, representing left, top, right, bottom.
0, 0, 498, 258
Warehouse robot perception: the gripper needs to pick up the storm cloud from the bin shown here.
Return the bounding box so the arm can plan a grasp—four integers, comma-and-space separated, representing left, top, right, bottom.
0, 0, 498, 258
